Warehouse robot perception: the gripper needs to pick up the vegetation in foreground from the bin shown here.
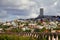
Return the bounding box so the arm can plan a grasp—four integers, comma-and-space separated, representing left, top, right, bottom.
0, 34, 37, 40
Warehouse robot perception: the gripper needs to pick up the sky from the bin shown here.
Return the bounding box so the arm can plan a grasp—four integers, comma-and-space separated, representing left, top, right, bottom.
0, 0, 60, 22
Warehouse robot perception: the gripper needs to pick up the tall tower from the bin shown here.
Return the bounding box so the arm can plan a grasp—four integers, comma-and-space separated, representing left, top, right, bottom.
35, 8, 44, 19
40, 8, 44, 16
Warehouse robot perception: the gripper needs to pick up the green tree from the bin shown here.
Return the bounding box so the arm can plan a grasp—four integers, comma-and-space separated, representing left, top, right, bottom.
11, 27, 22, 32
34, 28, 40, 32
40, 27, 46, 32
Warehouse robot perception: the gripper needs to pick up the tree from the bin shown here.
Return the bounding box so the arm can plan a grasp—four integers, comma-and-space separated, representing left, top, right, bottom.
34, 28, 40, 32
11, 27, 22, 32
24, 30, 31, 32
24, 22, 29, 26
39, 27, 46, 32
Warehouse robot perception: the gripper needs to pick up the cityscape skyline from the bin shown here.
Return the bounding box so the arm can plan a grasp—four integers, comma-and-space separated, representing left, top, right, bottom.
0, 0, 60, 22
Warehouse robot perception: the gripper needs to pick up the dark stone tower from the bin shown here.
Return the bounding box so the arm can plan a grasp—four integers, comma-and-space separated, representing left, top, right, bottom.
35, 8, 44, 19
40, 8, 44, 16
38, 8, 44, 18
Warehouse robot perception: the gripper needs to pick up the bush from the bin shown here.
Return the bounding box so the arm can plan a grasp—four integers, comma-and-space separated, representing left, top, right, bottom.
0, 34, 37, 40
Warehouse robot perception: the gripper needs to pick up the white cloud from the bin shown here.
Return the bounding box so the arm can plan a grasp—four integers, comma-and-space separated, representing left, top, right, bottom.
1, 0, 36, 10
18, 1, 36, 9
51, 0, 58, 7
0, 10, 8, 17
0, 0, 60, 21
28, 8, 38, 18
29, 13, 38, 18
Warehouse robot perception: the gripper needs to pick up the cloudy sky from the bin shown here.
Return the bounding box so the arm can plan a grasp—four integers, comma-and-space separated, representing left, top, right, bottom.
0, 0, 60, 21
